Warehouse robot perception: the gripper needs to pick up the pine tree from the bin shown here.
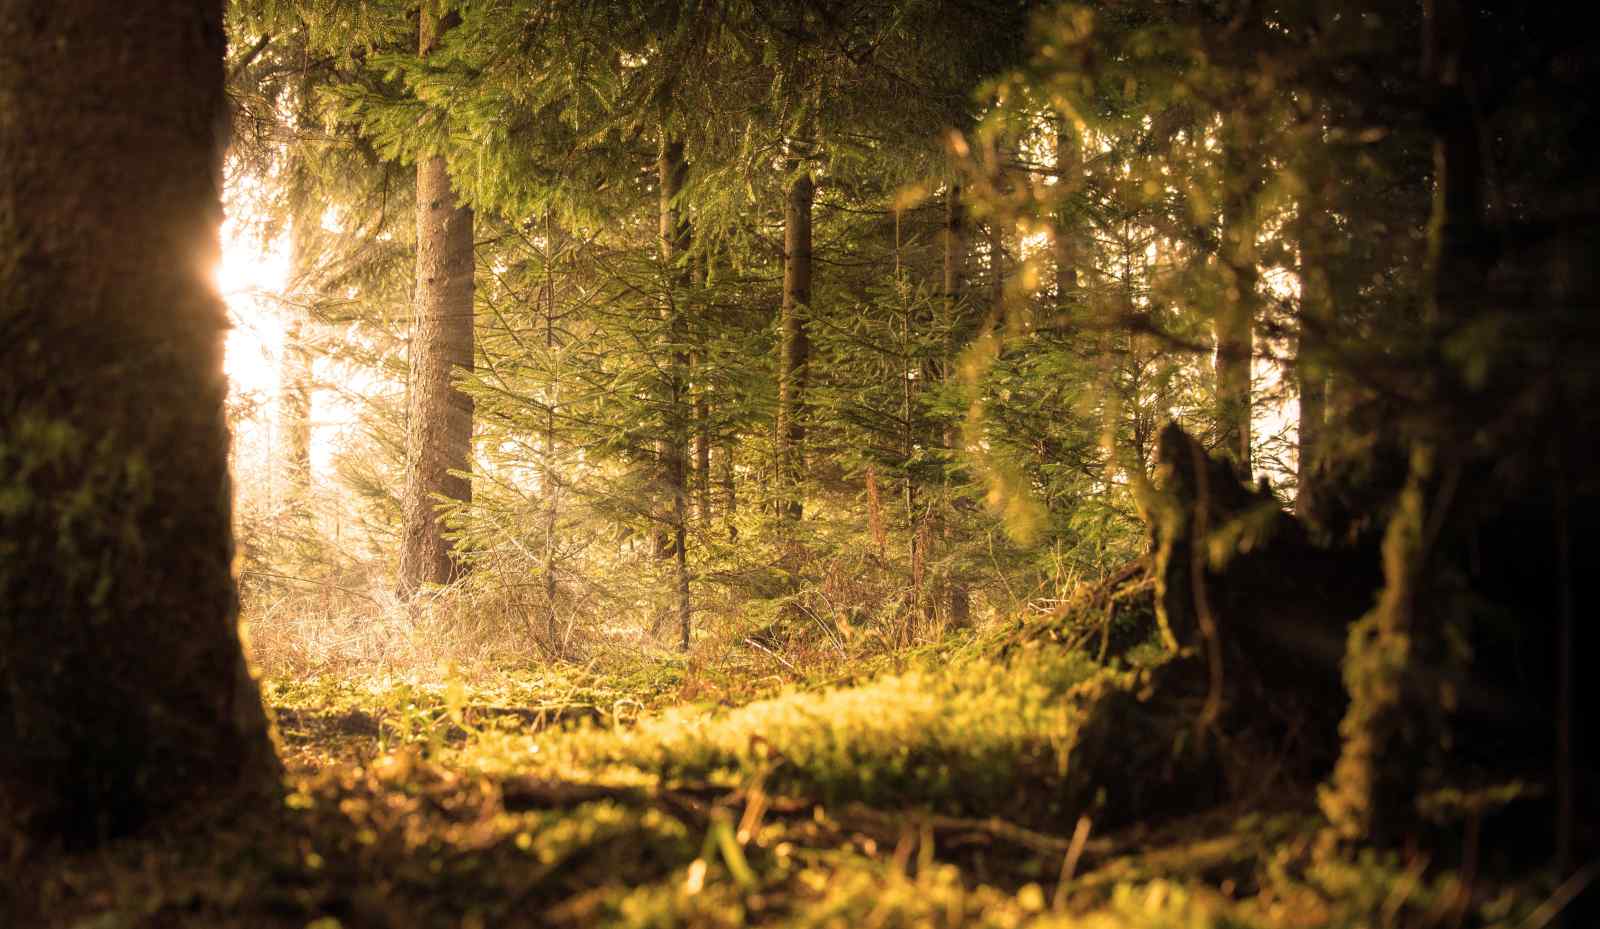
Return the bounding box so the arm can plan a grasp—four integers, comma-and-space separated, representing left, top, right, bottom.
398, 3, 476, 595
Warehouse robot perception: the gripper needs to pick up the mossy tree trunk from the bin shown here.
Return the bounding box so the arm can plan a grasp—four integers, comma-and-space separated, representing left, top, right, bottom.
0, 0, 277, 844
1319, 0, 1485, 847
397, 7, 475, 596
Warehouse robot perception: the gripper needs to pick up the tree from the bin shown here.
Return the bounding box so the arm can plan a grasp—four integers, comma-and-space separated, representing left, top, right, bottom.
0, 0, 276, 844
397, 3, 476, 595
776, 162, 815, 525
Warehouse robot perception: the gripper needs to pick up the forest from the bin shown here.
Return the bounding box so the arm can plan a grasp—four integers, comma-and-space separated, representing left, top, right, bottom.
1, 0, 1596, 926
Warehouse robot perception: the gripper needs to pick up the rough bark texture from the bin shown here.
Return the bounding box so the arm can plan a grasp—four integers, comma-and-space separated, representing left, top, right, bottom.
942, 186, 972, 629
1054, 121, 1079, 309
398, 10, 475, 596
0, 0, 276, 844
776, 170, 814, 524
658, 137, 692, 650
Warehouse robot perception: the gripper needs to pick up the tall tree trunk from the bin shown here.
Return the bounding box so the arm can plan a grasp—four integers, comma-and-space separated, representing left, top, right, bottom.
658, 136, 692, 650
943, 183, 967, 314
398, 7, 475, 596
776, 169, 814, 524
1295, 188, 1329, 520
279, 317, 313, 508
1054, 119, 1079, 311
943, 185, 972, 628
692, 257, 712, 527
1320, 0, 1483, 847
277, 152, 317, 518
0, 0, 276, 845
277, 218, 314, 516
541, 217, 563, 649
1215, 114, 1257, 476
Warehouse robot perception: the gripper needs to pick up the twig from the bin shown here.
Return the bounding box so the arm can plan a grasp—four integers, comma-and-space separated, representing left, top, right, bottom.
743, 636, 800, 674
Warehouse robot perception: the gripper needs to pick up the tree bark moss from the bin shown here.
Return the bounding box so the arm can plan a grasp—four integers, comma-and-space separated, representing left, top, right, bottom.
0, 0, 276, 844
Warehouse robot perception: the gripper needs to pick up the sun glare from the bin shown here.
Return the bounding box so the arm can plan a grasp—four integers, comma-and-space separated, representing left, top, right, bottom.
217, 215, 291, 397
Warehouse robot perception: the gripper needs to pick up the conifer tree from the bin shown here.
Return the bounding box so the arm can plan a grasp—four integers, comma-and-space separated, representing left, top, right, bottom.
398, 2, 476, 595
0, 0, 276, 844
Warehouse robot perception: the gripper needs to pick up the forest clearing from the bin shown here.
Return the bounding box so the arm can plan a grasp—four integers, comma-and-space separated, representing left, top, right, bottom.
2, 0, 1596, 926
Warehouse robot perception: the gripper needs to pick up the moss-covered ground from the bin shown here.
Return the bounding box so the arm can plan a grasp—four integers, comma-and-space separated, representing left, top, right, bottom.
8, 633, 1562, 928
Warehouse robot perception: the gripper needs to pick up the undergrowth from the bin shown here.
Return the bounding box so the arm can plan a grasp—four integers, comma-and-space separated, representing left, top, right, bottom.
9, 597, 1562, 928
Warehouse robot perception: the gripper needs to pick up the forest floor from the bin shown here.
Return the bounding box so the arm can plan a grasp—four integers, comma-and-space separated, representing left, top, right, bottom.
11, 626, 1567, 928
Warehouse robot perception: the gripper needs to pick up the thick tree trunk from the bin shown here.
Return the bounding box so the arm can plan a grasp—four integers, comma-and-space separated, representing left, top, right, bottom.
1320, 0, 1484, 847
1215, 115, 1257, 476
658, 137, 692, 650
0, 0, 276, 844
776, 169, 814, 524
398, 10, 475, 596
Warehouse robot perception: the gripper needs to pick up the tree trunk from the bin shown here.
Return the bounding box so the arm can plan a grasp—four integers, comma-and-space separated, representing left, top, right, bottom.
776, 169, 814, 524
694, 360, 712, 527
277, 157, 318, 518
943, 183, 967, 313
1054, 119, 1079, 310
658, 136, 692, 650
398, 7, 475, 596
1320, 0, 1484, 847
1215, 114, 1257, 476
1295, 189, 1329, 520
692, 257, 712, 527
542, 218, 564, 650
720, 440, 738, 541
278, 313, 313, 514
943, 185, 972, 628
0, 0, 276, 845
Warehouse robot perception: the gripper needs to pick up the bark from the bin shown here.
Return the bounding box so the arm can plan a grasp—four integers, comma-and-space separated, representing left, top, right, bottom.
1054, 120, 1079, 310
1320, 0, 1485, 846
943, 183, 967, 314
1215, 115, 1257, 477
692, 257, 712, 527
1295, 189, 1329, 521
278, 154, 318, 515
0, 0, 276, 844
398, 9, 475, 596
694, 358, 712, 527
776, 169, 814, 525
943, 185, 972, 629
658, 137, 692, 650
542, 219, 564, 649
